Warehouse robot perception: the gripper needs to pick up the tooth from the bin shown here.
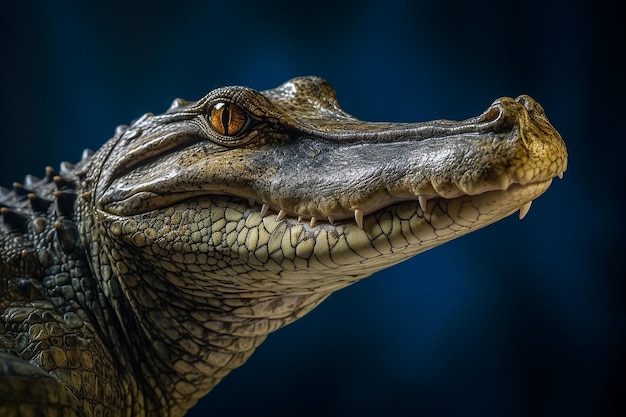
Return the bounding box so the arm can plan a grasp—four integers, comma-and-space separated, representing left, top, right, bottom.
328, 215, 335, 225
417, 195, 428, 213
297, 216, 304, 223
518, 201, 532, 220
276, 209, 287, 221
260, 204, 269, 217
558, 172, 564, 180
310, 217, 319, 227
354, 209, 364, 229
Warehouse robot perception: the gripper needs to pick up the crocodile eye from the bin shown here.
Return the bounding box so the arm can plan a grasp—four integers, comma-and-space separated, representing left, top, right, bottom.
209, 102, 248, 136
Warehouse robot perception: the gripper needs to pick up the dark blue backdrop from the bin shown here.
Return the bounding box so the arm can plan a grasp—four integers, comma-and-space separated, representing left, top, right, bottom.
1, 1, 623, 416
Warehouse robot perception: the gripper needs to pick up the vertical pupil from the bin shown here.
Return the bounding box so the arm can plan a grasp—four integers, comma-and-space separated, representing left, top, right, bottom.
221, 104, 230, 135
210, 102, 247, 136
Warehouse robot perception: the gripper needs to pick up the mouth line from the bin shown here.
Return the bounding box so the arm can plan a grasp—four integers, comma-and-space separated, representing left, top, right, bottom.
235, 180, 554, 229
104, 173, 561, 227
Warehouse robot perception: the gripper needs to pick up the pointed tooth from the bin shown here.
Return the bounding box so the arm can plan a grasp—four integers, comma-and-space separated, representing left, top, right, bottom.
276, 209, 287, 221
260, 204, 269, 217
354, 208, 364, 229
558, 172, 564, 180
297, 216, 304, 223
518, 200, 532, 220
417, 195, 428, 213
328, 215, 335, 225
310, 217, 319, 227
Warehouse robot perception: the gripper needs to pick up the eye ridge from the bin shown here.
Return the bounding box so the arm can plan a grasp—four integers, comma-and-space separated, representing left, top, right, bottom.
209, 101, 249, 137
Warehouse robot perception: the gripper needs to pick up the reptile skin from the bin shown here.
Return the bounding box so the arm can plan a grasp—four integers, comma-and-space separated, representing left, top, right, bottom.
0, 76, 567, 416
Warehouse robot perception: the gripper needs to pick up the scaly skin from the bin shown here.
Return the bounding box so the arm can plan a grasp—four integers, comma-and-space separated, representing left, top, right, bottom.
0, 76, 567, 416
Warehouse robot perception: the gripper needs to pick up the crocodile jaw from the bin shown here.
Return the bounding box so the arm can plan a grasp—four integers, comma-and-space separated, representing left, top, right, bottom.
96, 95, 566, 227
96, 178, 552, 299
89, 76, 567, 310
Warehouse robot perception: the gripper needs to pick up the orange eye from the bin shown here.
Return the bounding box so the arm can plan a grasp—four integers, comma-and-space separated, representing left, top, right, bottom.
209, 102, 248, 136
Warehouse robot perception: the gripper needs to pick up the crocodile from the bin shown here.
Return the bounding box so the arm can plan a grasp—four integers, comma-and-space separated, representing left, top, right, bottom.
0, 76, 567, 416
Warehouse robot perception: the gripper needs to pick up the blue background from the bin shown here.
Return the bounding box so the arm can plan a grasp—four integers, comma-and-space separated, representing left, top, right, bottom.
1, 1, 623, 416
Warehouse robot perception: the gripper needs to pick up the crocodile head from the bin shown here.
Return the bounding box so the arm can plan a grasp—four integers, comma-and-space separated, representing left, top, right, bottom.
81, 76, 566, 413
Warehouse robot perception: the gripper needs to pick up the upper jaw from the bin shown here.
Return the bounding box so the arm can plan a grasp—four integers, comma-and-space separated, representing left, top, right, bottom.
96, 88, 567, 230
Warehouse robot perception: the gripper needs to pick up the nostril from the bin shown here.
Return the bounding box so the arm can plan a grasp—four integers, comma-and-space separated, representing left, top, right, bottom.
481, 106, 501, 122
516, 95, 545, 114
516, 95, 534, 106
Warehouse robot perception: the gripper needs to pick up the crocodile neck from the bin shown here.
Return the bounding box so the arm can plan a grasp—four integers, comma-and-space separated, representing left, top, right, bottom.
75, 139, 331, 414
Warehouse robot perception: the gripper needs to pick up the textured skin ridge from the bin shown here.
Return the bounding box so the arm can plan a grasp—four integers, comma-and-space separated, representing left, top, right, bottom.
0, 158, 150, 416
1, 76, 567, 416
